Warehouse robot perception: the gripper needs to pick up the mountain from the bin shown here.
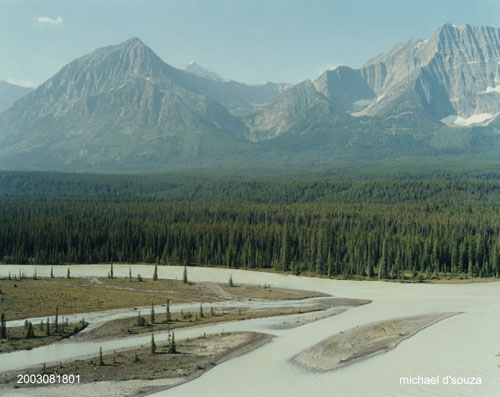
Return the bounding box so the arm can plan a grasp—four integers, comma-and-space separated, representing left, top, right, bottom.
313, 66, 375, 112
243, 80, 351, 142
0, 38, 250, 171
0, 81, 33, 112
2, 25, 500, 173
181, 60, 224, 81
315, 23, 500, 127
178, 61, 285, 112
169, 69, 284, 113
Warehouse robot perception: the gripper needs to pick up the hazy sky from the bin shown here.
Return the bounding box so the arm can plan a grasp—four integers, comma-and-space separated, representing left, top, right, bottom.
2, 0, 500, 87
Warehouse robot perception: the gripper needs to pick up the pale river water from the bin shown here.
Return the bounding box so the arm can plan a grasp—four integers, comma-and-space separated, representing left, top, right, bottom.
1, 264, 499, 397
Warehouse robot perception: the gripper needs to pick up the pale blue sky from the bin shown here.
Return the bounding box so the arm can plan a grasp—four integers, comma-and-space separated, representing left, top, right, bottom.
1, 0, 500, 87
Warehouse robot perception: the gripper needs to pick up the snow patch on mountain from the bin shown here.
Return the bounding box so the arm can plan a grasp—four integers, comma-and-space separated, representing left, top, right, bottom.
441, 113, 497, 126
352, 98, 377, 111
483, 85, 500, 94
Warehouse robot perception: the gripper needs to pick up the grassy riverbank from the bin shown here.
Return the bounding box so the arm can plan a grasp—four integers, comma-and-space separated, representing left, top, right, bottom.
0, 332, 272, 396
79, 305, 324, 341
0, 319, 88, 353
0, 276, 326, 321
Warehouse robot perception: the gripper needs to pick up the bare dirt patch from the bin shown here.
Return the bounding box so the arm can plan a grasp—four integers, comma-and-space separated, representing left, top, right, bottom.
292, 312, 460, 372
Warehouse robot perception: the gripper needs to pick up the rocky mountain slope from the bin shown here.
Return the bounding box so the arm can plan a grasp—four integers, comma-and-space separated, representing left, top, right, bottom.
315, 23, 500, 126
0, 38, 251, 170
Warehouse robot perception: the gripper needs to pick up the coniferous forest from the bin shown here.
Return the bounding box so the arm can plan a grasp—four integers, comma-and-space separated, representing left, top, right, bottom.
2, 170, 500, 279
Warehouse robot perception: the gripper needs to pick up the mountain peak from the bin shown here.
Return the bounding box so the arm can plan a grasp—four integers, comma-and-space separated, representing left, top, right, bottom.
120, 37, 145, 47
181, 60, 224, 81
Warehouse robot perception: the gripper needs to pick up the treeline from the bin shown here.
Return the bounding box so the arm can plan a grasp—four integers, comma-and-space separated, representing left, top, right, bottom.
2, 197, 500, 278
4, 171, 500, 206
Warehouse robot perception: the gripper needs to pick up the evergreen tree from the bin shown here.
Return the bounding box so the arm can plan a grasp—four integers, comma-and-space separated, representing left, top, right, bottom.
24, 321, 34, 339
199, 304, 204, 318
54, 306, 59, 333
183, 266, 188, 284
67, 268, 71, 279
153, 265, 158, 281
366, 261, 374, 278
151, 303, 155, 323
281, 227, 290, 272
50, 267, 54, 278
137, 311, 145, 326
228, 274, 234, 287
378, 240, 387, 280
0, 313, 6, 339
150, 333, 156, 354
168, 331, 176, 354
166, 298, 171, 323
45, 317, 50, 336
99, 346, 104, 366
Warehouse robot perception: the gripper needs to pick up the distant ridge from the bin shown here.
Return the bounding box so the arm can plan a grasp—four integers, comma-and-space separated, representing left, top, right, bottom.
0, 81, 33, 112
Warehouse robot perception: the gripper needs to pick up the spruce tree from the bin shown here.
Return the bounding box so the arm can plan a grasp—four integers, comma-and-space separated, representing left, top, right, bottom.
366, 259, 374, 278
50, 267, 54, 278
183, 266, 188, 284
67, 268, 71, 279
24, 321, 34, 339
228, 274, 234, 287
99, 346, 104, 366
0, 313, 6, 339
54, 306, 59, 333
168, 331, 176, 354
150, 333, 156, 354
153, 265, 158, 281
166, 298, 171, 323
151, 303, 155, 323
137, 311, 145, 326
281, 228, 290, 272
45, 317, 50, 336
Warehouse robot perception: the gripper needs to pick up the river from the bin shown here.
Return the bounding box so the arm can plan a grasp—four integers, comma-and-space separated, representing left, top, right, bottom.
1, 264, 499, 396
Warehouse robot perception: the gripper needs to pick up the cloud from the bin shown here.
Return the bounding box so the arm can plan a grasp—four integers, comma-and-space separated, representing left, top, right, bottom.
36, 16, 63, 25
6, 78, 35, 88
